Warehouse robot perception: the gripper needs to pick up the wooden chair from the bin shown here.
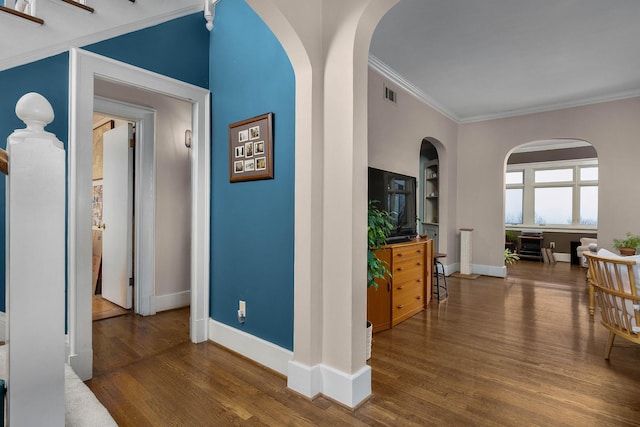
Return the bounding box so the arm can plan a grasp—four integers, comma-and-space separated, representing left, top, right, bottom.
584, 252, 640, 359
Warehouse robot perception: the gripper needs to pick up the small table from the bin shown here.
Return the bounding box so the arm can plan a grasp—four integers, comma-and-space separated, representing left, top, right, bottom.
434, 253, 448, 301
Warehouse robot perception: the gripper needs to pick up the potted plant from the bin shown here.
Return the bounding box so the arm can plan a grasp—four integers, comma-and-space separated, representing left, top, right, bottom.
613, 232, 640, 256
368, 201, 393, 289
504, 248, 520, 265
366, 201, 393, 359
505, 230, 518, 252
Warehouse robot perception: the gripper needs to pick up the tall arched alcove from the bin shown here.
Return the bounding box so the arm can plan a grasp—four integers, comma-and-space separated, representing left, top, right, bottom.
420, 137, 447, 253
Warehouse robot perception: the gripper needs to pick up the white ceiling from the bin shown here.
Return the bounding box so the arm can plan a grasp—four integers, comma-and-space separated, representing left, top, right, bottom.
370, 0, 640, 123
3, 1, 639, 125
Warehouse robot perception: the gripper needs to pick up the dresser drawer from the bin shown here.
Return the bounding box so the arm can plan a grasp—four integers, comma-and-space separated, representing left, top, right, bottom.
392, 258, 425, 284
392, 243, 426, 263
392, 288, 425, 326
392, 276, 424, 297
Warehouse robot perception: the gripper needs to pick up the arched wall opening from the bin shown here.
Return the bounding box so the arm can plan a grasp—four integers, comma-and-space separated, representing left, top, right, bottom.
419, 137, 448, 255
504, 138, 598, 269
242, 0, 400, 408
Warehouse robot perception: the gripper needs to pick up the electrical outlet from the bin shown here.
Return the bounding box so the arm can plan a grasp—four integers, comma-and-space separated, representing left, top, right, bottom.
238, 300, 246, 324
239, 300, 246, 317
550, 242, 555, 249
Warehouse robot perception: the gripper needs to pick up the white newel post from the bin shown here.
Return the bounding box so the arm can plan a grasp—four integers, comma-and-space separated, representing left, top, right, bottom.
460, 228, 474, 275
6, 93, 66, 426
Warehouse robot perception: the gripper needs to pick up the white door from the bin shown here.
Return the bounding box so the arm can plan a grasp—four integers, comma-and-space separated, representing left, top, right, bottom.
101, 124, 134, 309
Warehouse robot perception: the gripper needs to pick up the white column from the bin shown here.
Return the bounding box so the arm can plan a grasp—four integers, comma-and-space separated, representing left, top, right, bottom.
460, 228, 474, 275
6, 92, 66, 426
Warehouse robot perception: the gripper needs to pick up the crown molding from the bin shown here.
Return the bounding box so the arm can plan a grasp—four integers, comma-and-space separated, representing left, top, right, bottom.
368, 54, 640, 125
367, 54, 460, 123
459, 89, 640, 123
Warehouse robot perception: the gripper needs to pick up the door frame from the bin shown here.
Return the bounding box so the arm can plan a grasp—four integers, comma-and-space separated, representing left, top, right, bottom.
68, 48, 211, 380
94, 98, 156, 316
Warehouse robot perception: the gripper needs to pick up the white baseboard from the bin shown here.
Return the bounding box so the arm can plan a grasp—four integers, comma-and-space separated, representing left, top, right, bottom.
473, 263, 507, 277
287, 361, 372, 408
68, 349, 93, 381
208, 319, 292, 376
553, 252, 571, 262
445, 262, 458, 276
209, 319, 371, 408
287, 360, 322, 399
155, 290, 190, 312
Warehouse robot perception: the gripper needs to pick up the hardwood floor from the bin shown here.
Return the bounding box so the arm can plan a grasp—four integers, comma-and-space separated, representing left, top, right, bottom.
92, 295, 130, 321
86, 261, 640, 426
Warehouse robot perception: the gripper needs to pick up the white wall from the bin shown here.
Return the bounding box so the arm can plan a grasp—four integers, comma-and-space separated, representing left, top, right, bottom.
368, 68, 458, 262
94, 80, 192, 307
457, 96, 640, 271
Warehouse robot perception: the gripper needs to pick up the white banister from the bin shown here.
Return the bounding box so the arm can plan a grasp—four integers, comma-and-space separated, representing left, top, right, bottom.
6, 92, 65, 426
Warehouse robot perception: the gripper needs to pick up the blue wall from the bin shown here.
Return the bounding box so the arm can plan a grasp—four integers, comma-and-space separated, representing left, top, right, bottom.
210, 1, 295, 350
84, 13, 209, 89
0, 13, 209, 312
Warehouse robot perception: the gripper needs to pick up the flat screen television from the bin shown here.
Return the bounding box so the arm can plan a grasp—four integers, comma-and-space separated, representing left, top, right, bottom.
368, 167, 417, 244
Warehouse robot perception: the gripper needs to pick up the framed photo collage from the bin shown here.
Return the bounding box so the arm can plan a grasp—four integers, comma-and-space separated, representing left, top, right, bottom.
228, 112, 273, 182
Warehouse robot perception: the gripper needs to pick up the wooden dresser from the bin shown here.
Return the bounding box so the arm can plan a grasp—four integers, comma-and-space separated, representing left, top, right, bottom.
367, 238, 433, 333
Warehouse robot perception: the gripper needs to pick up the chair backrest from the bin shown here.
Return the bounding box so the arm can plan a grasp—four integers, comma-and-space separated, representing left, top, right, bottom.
584, 252, 640, 342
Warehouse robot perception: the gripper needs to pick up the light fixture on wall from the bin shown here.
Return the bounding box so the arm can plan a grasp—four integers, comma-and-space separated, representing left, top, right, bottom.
185, 129, 192, 148
204, 0, 220, 31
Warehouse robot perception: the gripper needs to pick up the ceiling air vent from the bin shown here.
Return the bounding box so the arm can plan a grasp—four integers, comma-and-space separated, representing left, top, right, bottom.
384, 85, 397, 104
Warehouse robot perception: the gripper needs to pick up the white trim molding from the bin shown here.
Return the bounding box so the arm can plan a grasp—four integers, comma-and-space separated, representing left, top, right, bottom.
207, 318, 372, 408
156, 290, 191, 313
472, 263, 507, 278
368, 54, 459, 123
208, 319, 293, 376
287, 361, 372, 409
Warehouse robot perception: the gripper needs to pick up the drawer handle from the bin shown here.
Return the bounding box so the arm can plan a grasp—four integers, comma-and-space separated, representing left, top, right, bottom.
417, 279, 422, 283
396, 305, 404, 309
417, 249, 422, 254
397, 253, 403, 257
416, 262, 422, 266
396, 267, 403, 272
397, 285, 404, 290
416, 296, 422, 300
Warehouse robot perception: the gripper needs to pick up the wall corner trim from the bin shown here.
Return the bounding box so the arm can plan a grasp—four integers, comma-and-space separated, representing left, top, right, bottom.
287, 361, 372, 409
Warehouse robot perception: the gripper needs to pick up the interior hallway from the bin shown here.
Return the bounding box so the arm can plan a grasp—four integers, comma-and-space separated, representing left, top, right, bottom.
86, 261, 640, 426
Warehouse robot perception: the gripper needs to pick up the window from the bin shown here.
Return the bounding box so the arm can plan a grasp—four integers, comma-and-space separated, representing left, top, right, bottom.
506, 159, 597, 228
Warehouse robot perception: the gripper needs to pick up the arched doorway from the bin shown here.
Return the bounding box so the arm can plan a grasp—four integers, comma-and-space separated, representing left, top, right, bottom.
504, 139, 598, 269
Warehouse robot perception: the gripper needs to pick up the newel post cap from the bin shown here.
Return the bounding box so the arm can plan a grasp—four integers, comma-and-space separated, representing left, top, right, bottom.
15, 92, 54, 132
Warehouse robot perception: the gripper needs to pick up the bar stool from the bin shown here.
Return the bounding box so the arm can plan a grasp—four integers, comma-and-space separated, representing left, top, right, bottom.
434, 252, 448, 301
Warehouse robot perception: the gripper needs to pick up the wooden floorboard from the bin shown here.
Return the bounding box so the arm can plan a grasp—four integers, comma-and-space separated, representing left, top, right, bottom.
92, 295, 130, 321
86, 261, 640, 426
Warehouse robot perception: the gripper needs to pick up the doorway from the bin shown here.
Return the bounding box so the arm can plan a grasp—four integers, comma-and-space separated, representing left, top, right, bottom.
91, 114, 135, 321
504, 139, 598, 270
69, 48, 210, 381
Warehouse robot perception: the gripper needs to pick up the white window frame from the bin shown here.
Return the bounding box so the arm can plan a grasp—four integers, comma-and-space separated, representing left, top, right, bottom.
506, 158, 598, 231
